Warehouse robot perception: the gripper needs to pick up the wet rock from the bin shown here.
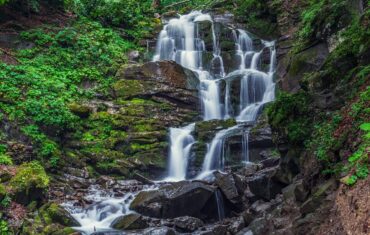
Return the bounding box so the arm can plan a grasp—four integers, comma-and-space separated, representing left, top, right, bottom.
250, 200, 272, 214
130, 181, 216, 218
174, 216, 204, 232
247, 167, 285, 201
260, 157, 280, 168
243, 217, 271, 235
197, 224, 228, 235
237, 162, 259, 176
111, 213, 148, 230
140, 227, 176, 235
214, 171, 241, 204
115, 61, 199, 108
228, 216, 245, 234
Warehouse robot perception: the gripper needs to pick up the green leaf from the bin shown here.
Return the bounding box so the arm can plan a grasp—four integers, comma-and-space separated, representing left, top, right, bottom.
360, 123, 370, 131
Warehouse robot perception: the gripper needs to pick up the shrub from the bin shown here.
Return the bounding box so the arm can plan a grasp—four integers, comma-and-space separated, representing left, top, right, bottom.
0, 154, 13, 165
267, 91, 312, 144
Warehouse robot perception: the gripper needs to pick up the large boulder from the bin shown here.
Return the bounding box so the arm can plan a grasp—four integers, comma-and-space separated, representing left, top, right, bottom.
111, 213, 148, 230
276, 43, 329, 93
214, 172, 241, 204
115, 61, 199, 108
174, 216, 204, 232
247, 167, 285, 201
130, 181, 216, 218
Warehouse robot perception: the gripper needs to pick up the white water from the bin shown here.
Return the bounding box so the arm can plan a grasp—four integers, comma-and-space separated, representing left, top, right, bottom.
165, 123, 195, 181
62, 185, 134, 234
63, 11, 276, 234
153, 11, 276, 179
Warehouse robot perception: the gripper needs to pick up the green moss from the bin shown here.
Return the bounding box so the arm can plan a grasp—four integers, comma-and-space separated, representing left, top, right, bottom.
0, 154, 13, 166
113, 79, 144, 98
68, 102, 91, 118
0, 184, 6, 201
267, 91, 312, 144
10, 161, 50, 193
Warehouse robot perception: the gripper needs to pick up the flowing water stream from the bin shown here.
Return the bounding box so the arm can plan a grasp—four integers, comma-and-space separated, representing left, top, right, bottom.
154, 11, 276, 180
65, 11, 276, 234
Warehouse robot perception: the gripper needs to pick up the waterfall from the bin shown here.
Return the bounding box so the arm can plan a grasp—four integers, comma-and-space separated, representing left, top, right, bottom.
154, 11, 276, 179
242, 131, 249, 163
165, 123, 195, 181
215, 189, 226, 221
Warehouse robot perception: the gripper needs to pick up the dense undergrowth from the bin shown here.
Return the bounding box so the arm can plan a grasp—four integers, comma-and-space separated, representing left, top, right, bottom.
268, 1, 370, 184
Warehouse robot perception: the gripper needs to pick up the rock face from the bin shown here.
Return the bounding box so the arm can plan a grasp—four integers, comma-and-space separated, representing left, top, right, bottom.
115, 61, 200, 108
130, 181, 216, 218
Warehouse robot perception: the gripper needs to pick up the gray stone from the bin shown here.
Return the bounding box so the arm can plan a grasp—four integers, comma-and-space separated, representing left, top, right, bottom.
174, 216, 204, 232
111, 213, 148, 230
130, 181, 216, 218
214, 172, 241, 204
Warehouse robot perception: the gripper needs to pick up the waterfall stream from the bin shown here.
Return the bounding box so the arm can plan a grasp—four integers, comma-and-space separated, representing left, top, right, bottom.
154, 11, 276, 179
65, 11, 276, 234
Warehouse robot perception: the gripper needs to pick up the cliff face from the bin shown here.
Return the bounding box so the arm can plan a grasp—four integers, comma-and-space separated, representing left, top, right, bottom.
236, 0, 370, 234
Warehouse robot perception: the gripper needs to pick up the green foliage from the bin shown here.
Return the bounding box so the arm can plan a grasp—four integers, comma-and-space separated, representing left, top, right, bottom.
234, 0, 278, 37
296, 0, 348, 47
0, 195, 11, 208
65, 0, 158, 39
0, 220, 9, 235
0, 18, 135, 167
267, 91, 312, 144
10, 161, 50, 193
0, 154, 13, 165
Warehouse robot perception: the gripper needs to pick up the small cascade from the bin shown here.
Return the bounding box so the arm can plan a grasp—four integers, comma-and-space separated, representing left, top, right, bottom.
63, 186, 137, 234
242, 131, 249, 163
165, 123, 195, 181
215, 189, 226, 221
197, 125, 241, 179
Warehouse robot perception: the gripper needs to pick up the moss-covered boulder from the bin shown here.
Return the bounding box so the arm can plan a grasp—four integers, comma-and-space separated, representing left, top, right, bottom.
278, 43, 329, 92
10, 161, 50, 205
68, 102, 92, 118
21, 203, 79, 235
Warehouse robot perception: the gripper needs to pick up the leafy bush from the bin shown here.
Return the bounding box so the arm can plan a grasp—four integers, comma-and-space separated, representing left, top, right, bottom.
0, 154, 13, 165
10, 161, 50, 193
65, 0, 157, 39
0, 220, 9, 235
267, 91, 312, 144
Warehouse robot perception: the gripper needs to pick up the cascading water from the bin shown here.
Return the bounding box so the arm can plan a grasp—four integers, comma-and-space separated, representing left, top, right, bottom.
154, 11, 276, 179
165, 123, 195, 181
64, 12, 276, 234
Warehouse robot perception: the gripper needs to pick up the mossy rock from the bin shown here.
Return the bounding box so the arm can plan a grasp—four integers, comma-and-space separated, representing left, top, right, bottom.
22, 203, 79, 235
39, 203, 80, 227
195, 119, 237, 142
113, 79, 145, 99
10, 161, 50, 205
68, 102, 92, 118
0, 183, 6, 201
